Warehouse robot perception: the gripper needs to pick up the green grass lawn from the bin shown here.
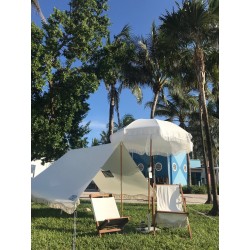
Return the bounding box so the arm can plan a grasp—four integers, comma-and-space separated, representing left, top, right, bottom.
31, 200, 218, 250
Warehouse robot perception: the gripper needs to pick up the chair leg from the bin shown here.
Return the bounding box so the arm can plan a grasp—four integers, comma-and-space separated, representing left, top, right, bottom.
98, 229, 102, 237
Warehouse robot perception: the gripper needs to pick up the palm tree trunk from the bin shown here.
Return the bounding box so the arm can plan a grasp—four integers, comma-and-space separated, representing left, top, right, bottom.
150, 90, 160, 119
199, 100, 213, 204
31, 0, 48, 24
115, 99, 121, 128
195, 46, 218, 215
108, 84, 115, 143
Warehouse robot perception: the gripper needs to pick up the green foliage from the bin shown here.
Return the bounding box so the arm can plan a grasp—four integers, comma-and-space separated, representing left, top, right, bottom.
182, 185, 208, 194
94, 114, 135, 145
113, 114, 135, 131
182, 185, 192, 194
31, 0, 109, 162
91, 138, 101, 147
92, 25, 140, 139
126, 22, 171, 118
191, 185, 207, 194
159, 0, 219, 215
32, 201, 219, 249
94, 24, 134, 85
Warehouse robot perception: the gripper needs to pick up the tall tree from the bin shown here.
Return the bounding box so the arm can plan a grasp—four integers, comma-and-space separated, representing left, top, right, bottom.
128, 22, 170, 118
32, 0, 109, 162
160, 0, 219, 215
93, 25, 142, 142
188, 97, 217, 204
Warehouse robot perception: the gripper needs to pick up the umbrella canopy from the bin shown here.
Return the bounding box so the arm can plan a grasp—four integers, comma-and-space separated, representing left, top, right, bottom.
110, 119, 193, 156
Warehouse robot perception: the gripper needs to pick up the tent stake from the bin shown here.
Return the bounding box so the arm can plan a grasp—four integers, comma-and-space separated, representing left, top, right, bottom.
72, 208, 77, 250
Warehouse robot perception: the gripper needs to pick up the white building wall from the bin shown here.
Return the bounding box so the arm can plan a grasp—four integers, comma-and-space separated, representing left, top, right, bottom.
31, 160, 52, 178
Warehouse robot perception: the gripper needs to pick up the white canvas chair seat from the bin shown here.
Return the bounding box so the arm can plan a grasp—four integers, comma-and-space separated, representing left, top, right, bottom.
153, 185, 192, 238
90, 194, 129, 236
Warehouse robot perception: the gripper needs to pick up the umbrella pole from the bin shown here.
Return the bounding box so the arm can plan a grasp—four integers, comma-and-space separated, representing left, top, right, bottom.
150, 139, 155, 229
148, 139, 152, 213
120, 143, 123, 216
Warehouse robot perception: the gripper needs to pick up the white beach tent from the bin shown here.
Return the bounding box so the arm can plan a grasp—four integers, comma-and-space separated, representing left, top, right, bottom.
31, 143, 150, 214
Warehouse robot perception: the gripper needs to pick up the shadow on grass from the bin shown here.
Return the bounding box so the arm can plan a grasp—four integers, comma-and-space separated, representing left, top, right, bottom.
31, 207, 93, 219
76, 227, 138, 237
33, 225, 74, 233
31, 207, 68, 218
33, 223, 191, 239
33, 224, 135, 237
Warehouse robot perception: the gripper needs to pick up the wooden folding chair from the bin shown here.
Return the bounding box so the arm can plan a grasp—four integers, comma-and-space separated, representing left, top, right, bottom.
153, 184, 192, 238
89, 194, 129, 237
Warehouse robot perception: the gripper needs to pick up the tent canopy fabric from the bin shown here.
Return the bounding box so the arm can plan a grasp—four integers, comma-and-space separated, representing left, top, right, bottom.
93, 144, 150, 198
110, 119, 193, 156
31, 143, 150, 214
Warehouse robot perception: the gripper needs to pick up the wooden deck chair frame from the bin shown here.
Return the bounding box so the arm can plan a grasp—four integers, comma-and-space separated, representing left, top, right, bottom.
152, 184, 192, 238
89, 194, 129, 237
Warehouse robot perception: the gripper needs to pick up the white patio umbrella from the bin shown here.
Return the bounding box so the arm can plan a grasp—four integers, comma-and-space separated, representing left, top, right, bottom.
110, 118, 193, 232
110, 119, 193, 156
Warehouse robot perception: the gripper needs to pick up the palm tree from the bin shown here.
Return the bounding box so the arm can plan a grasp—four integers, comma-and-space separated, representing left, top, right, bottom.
99, 130, 110, 145
91, 138, 100, 147
159, 0, 219, 215
114, 114, 135, 131
31, 0, 47, 24
126, 22, 170, 119
95, 114, 136, 145
94, 25, 142, 142
148, 84, 198, 129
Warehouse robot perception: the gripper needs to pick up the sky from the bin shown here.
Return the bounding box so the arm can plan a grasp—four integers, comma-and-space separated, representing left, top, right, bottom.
31, 0, 180, 145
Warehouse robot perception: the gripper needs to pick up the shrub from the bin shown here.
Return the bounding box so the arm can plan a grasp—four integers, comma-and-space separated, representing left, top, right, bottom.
191, 185, 207, 194
182, 185, 192, 194
182, 185, 207, 194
